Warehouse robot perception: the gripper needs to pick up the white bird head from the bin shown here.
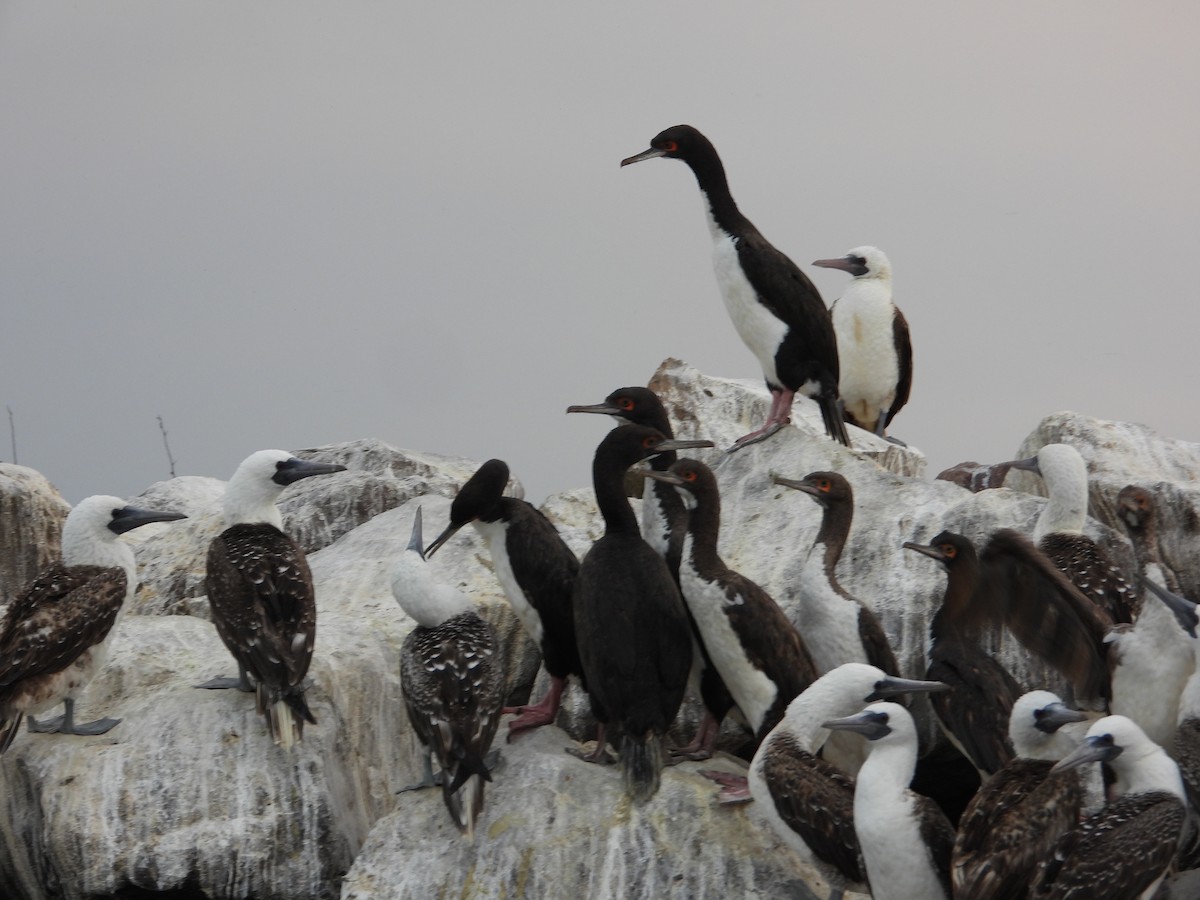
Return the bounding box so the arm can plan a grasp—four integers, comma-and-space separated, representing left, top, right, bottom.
223, 449, 346, 528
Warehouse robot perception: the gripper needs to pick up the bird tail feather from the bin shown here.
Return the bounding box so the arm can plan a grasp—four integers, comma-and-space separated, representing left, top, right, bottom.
0, 715, 21, 755
822, 394, 852, 447
621, 731, 663, 805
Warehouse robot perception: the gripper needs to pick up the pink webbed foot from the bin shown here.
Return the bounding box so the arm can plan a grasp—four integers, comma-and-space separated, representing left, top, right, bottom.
504, 676, 566, 741
700, 769, 752, 804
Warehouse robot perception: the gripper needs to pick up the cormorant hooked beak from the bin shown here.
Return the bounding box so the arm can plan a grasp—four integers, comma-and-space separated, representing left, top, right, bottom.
620, 147, 667, 167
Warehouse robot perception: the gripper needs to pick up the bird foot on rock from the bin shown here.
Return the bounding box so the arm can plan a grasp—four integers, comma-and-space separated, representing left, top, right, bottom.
195, 675, 255, 693
565, 741, 616, 766
700, 769, 753, 803
27, 713, 121, 736
724, 422, 786, 454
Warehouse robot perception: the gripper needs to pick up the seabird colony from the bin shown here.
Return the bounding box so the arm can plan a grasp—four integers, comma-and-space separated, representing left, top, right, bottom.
7, 119, 1200, 900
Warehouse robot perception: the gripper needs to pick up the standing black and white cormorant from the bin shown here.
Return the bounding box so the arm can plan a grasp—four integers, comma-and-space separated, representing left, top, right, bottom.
824, 702, 955, 900
393, 508, 505, 839
1006, 443, 1137, 624
423, 458, 581, 737
951, 690, 1088, 899
1039, 715, 1187, 899
621, 125, 849, 450
774, 470, 902, 773
747, 663, 948, 891
643, 458, 818, 744
567, 386, 735, 759
0, 496, 186, 752
572, 425, 711, 803
811, 246, 912, 439
200, 449, 346, 748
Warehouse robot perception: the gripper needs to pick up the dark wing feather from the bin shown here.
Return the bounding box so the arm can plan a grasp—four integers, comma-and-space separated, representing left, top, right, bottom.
915, 792, 957, 900
1035, 791, 1185, 899
953, 759, 1082, 900
1174, 717, 1200, 803
857, 606, 901, 677
721, 572, 818, 737
0, 563, 126, 687
1039, 532, 1137, 626
885, 304, 913, 428
927, 638, 1020, 775
760, 732, 865, 884
205, 523, 316, 690
978, 530, 1112, 702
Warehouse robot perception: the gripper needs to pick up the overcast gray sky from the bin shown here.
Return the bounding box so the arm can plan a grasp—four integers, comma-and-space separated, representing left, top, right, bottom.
2, 2, 1197, 506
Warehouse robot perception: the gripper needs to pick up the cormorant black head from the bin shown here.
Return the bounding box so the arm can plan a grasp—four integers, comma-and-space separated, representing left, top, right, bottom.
903, 531, 975, 572
566, 386, 672, 434
595, 424, 712, 471
823, 709, 893, 742
107, 505, 188, 534
1117, 485, 1154, 533
773, 470, 852, 510
620, 124, 715, 167
424, 459, 511, 558
272, 456, 347, 486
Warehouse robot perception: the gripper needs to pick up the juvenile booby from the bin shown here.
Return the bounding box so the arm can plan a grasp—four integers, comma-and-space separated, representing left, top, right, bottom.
1038, 715, 1187, 899
811, 247, 912, 439
747, 663, 948, 890
423, 458, 581, 737
0, 497, 186, 752
567, 387, 736, 759
643, 458, 818, 744
572, 425, 711, 802
1006, 443, 1137, 624
200, 449, 346, 748
393, 508, 505, 839
621, 125, 849, 450
904, 532, 1023, 780
824, 702, 955, 900
951, 690, 1088, 899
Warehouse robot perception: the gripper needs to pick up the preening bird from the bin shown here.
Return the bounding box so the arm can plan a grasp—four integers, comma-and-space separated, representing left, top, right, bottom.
394, 508, 505, 839
0, 496, 185, 752
621, 124, 849, 450
200, 449, 346, 748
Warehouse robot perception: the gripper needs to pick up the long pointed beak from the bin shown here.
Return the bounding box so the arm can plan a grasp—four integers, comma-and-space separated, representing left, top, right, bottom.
772, 474, 821, 498
620, 147, 666, 167
1003, 455, 1041, 475
811, 256, 858, 273
641, 469, 685, 487
274, 458, 348, 485
108, 506, 188, 534
656, 438, 714, 453
902, 541, 946, 563
424, 520, 463, 558
865, 677, 951, 702
407, 507, 425, 559
566, 402, 622, 416
1142, 577, 1199, 639
1052, 734, 1121, 773
822, 709, 892, 741
1035, 701, 1091, 734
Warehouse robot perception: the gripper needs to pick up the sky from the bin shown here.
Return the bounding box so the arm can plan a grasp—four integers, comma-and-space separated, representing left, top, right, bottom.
1, 2, 1198, 506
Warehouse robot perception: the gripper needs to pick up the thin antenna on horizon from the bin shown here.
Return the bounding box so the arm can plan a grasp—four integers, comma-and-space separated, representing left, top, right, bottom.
157, 415, 177, 478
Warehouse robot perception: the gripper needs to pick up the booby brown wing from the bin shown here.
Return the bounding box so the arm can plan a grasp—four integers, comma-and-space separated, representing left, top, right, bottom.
977, 529, 1112, 702
915, 792, 956, 900
760, 731, 865, 884
0, 563, 126, 687
1039, 531, 1137, 625
205, 523, 316, 691
885, 304, 913, 429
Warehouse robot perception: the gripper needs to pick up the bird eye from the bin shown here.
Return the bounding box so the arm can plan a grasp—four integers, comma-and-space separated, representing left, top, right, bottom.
819, 478, 831, 491
642, 436, 658, 449
684, 471, 698, 482
941, 544, 957, 558
662, 140, 678, 152
620, 398, 634, 410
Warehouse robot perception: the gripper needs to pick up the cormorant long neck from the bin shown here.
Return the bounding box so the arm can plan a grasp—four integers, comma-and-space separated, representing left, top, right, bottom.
593, 450, 641, 537
680, 136, 752, 237
683, 486, 726, 579
930, 558, 981, 648
815, 499, 853, 576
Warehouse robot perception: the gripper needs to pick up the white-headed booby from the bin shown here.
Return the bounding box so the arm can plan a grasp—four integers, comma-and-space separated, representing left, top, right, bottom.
643, 458, 818, 744
1039, 715, 1187, 899
621, 125, 849, 450
393, 508, 505, 839
572, 425, 711, 803
951, 690, 1088, 899
200, 449, 346, 748
1007, 443, 1137, 624
0, 497, 186, 751
824, 702, 955, 900
423, 458, 581, 737
567, 387, 735, 759
747, 663, 948, 890
811, 246, 912, 439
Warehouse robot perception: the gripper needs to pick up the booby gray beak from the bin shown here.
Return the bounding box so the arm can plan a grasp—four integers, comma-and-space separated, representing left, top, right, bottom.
902, 541, 947, 563
865, 676, 951, 702
1052, 732, 1122, 773
620, 147, 666, 167
272, 457, 348, 486
811, 256, 859, 273
1004, 455, 1042, 476
1141, 577, 1199, 639
654, 438, 715, 453
1034, 701, 1090, 734
423, 520, 463, 559
566, 402, 623, 416
407, 507, 426, 560
823, 709, 893, 741
107, 505, 188, 535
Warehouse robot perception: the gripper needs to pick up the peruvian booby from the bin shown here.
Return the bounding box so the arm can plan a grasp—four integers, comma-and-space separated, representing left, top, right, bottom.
1007, 443, 1137, 624
823, 702, 955, 900
621, 125, 849, 450
572, 424, 711, 802
393, 508, 505, 839
747, 663, 948, 890
200, 449, 346, 748
811, 246, 912, 439
0, 496, 186, 752
567, 386, 736, 760
951, 690, 1088, 899
643, 458, 818, 744
904, 532, 1023, 780
423, 458, 581, 737
1038, 715, 1187, 899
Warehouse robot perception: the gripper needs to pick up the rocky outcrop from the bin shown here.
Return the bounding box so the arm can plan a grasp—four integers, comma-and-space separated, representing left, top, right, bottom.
0, 360, 1197, 899
0, 464, 69, 600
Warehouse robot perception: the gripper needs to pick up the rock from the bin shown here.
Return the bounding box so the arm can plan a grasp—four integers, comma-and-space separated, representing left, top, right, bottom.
0, 464, 70, 600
